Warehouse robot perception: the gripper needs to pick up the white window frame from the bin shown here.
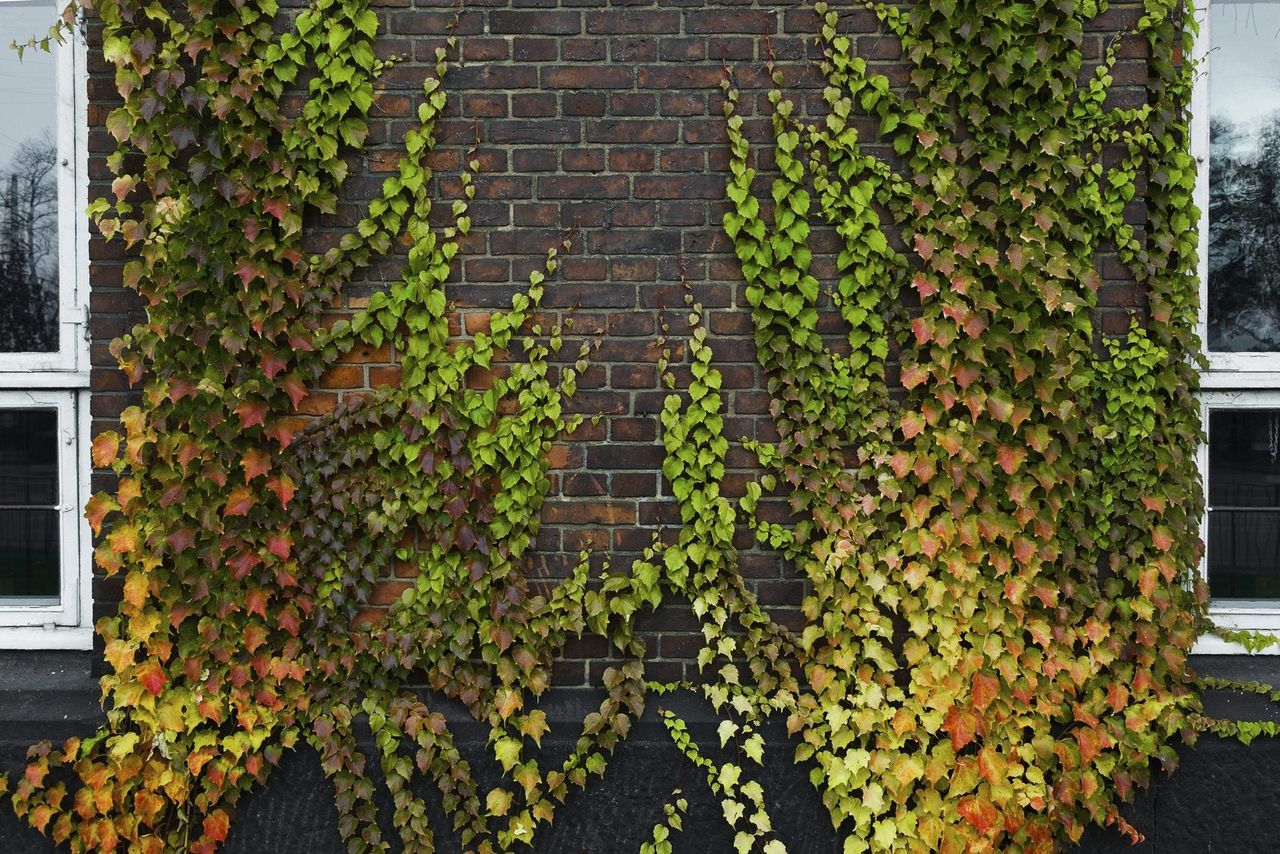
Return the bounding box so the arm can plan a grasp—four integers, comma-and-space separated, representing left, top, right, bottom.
0, 0, 91, 649
1190, 3, 1280, 653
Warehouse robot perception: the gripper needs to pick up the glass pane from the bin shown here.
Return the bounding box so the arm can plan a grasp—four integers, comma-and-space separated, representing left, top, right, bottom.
0, 408, 57, 505
1208, 409, 1280, 598
0, 508, 58, 599
1208, 2, 1280, 353
0, 1, 60, 354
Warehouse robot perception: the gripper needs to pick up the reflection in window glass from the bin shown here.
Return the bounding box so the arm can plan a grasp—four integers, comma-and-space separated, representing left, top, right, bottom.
0, 1, 59, 354
0, 408, 59, 600
1208, 2, 1280, 353
1209, 409, 1280, 598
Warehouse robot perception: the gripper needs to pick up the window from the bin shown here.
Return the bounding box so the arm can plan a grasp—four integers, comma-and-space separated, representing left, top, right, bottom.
1192, 1, 1280, 651
0, 0, 89, 648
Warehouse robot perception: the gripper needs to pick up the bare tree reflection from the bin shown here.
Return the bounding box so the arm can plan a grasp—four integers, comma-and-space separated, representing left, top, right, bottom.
1209, 113, 1280, 352
0, 134, 59, 354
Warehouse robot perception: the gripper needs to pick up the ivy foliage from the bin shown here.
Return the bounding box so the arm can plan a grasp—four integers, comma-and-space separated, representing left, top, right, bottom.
707, 0, 1210, 849
0, 0, 1262, 851
4, 1, 662, 851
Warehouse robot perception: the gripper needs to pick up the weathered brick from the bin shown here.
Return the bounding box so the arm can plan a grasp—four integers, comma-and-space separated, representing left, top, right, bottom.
585, 10, 681, 34
490, 10, 582, 34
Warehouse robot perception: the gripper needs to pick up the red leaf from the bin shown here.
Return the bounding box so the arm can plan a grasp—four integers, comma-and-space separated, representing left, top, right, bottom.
280, 375, 308, 409
953, 363, 980, 389
261, 351, 287, 380
262, 197, 288, 220
264, 422, 294, 448
177, 439, 202, 470
138, 663, 167, 696
1007, 244, 1025, 271
1151, 526, 1173, 552
266, 531, 291, 560
911, 273, 938, 300
995, 445, 1026, 475
228, 551, 262, 580
276, 606, 300, 637
235, 399, 268, 429
166, 527, 196, 554
913, 233, 935, 261
1075, 726, 1106, 764
900, 364, 928, 390
943, 706, 979, 750
236, 260, 260, 288
168, 377, 196, 403
266, 475, 296, 507
900, 411, 925, 439
1012, 536, 1035, 565
243, 623, 267, 654
1139, 566, 1158, 598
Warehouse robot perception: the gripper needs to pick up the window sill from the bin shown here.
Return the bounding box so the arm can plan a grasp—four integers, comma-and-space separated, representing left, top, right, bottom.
0, 372, 90, 389
0, 626, 93, 650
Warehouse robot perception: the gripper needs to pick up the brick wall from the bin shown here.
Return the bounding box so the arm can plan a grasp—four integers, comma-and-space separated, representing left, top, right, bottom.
83, 0, 1155, 682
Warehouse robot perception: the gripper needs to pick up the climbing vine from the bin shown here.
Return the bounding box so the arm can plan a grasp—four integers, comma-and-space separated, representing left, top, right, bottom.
0, 0, 1262, 851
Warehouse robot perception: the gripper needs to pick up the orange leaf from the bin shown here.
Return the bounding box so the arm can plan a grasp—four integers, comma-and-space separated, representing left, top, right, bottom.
995, 445, 1026, 475
972, 672, 1000, 711
234, 399, 268, 429
943, 706, 979, 750
957, 797, 1000, 835
203, 810, 230, 843
85, 493, 119, 535
245, 588, 268, 618
280, 375, 308, 409
224, 486, 256, 517
91, 432, 120, 468
241, 447, 271, 481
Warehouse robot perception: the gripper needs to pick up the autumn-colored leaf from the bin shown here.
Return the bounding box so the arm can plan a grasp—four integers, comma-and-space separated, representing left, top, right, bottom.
85, 493, 119, 535
957, 797, 1000, 835
1151, 526, 1173, 552
943, 706, 979, 750
266, 474, 296, 507
224, 486, 256, 517
137, 663, 167, 696
92, 432, 121, 468
972, 672, 1000, 711
280, 374, 308, 409
266, 531, 291, 560
235, 399, 268, 429
203, 810, 230, 843
245, 588, 268, 618
241, 447, 271, 481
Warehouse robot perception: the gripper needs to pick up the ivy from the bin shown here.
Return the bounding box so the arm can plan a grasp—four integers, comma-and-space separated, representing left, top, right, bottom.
704, 0, 1216, 849
0, 0, 1258, 851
